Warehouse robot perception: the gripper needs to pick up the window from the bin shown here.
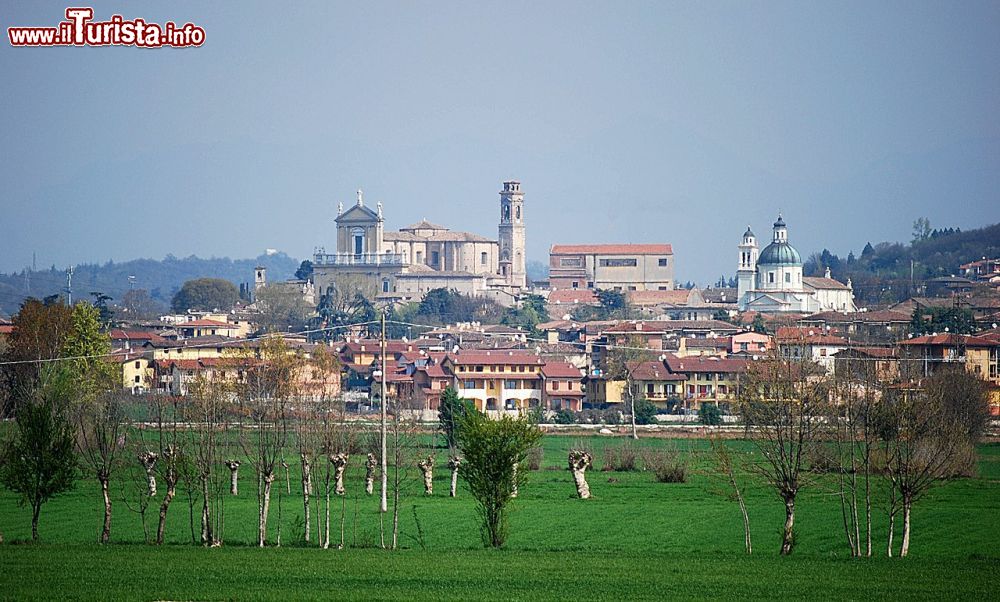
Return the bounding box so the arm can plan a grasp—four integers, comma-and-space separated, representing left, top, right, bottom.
382, 279, 389, 293
659, 286, 667, 290
134, 361, 141, 369
599, 258, 638, 267
658, 258, 668, 267
416, 251, 423, 263
431, 251, 440, 266
481, 252, 488, 265
572, 281, 579, 289
646, 383, 654, 395
463, 380, 476, 388
560, 257, 583, 268
505, 380, 518, 389
768, 272, 775, 284
785, 272, 791, 283
134, 375, 141, 383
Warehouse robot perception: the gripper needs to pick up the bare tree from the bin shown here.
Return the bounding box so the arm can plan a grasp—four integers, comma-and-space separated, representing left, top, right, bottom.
149, 395, 185, 546
739, 354, 829, 555
708, 435, 752, 555
232, 336, 300, 548
881, 367, 987, 557
602, 334, 654, 440
185, 376, 229, 546
74, 390, 128, 544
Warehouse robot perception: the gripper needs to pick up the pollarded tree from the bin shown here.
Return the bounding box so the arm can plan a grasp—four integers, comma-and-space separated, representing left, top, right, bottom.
456, 410, 542, 548
0, 365, 77, 541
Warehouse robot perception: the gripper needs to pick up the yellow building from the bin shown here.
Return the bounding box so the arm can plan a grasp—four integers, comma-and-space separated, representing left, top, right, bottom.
442, 350, 544, 413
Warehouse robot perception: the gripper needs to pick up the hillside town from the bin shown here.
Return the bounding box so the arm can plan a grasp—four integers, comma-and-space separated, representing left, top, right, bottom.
6, 179, 996, 422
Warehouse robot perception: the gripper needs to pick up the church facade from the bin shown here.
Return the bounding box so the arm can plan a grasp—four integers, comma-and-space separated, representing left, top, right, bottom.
736, 215, 857, 314
312, 181, 527, 305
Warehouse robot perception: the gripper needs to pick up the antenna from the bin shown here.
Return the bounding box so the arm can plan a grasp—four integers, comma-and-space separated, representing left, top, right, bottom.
65, 266, 74, 305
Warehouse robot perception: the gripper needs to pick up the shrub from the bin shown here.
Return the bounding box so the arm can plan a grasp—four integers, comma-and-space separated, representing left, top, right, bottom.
634, 398, 658, 425
602, 440, 639, 472
457, 411, 542, 548
554, 409, 576, 424
698, 403, 722, 426
642, 447, 687, 483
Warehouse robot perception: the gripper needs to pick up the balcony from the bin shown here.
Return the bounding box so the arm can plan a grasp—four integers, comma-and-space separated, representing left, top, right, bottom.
314, 252, 405, 267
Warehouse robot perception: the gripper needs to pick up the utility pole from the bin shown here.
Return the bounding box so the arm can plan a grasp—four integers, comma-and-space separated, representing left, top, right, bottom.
379, 308, 388, 514
65, 266, 74, 305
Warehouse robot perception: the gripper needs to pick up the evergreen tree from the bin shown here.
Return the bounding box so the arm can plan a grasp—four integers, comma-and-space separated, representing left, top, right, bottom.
438, 386, 474, 449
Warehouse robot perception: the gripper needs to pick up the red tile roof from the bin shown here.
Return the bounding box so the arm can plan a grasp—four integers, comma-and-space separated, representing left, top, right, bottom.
630, 360, 687, 381
551, 244, 673, 255
628, 290, 691, 306
899, 334, 996, 347
663, 354, 750, 374
447, 350, 544, 366
547, 290, 599, 304
178, 319, 238, 329
540, 362, 584, 379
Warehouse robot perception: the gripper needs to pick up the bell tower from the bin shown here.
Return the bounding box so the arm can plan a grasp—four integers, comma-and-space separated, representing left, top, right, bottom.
498, 180, 526, 288
736, 226, 757, 309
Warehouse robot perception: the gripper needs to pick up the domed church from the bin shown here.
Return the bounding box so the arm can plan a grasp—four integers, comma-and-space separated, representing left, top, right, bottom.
736, 215, 857, 314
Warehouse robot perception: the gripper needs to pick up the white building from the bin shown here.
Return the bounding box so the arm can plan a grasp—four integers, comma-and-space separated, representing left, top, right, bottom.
736, 215, 857, 314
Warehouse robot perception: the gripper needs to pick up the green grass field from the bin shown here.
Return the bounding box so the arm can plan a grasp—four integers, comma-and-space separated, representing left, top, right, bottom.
1, 435, 998, 600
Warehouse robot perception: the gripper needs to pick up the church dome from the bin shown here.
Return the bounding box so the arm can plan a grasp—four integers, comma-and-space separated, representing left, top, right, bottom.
758, 241, 801, 266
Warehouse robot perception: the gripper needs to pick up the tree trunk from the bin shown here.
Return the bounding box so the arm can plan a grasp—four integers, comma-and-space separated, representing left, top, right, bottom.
225, 460, 240, 496
418, 456, 434, 495
258, 472, 274, 547
448, 456, 461, 498
365, 453, 377, 495
629, 391, 638, 440
511, 462, 519, 498
568, 451, 592, 499
156, 473, 177, 545
331, 453, 348, 496
99, 474, 112, 544
31, 501, 41, 541
900, 498, 912, 557
780, 497, 795, 555
200, 474, 213, 546
139, 451, 158, 497
301, 454, 312, 544
738, 491, 752, 555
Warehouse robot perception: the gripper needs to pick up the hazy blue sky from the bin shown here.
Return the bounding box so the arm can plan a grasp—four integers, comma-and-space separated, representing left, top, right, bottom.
2, 1, 998, 283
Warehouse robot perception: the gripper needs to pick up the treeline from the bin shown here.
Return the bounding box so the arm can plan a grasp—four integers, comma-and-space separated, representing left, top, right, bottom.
0, 253, 300, 317
804, 222, 1000, 305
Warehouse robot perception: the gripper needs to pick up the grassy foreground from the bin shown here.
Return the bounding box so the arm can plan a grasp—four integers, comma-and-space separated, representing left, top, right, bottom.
1, 436, 997, 600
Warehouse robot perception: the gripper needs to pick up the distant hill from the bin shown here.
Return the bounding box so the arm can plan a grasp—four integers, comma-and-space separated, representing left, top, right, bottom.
804, 222, 1000, 305
0, 253, 300, 316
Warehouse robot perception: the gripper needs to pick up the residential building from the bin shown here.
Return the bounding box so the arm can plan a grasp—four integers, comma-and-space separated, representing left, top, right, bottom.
441, 350, 545, 413
540, 361, 586, 411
